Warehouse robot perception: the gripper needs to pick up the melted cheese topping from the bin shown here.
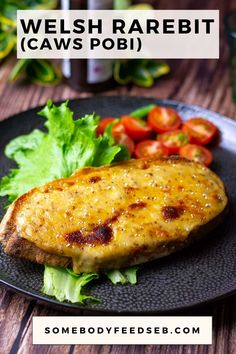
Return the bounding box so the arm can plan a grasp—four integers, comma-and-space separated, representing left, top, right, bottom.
14, 158, 227, 272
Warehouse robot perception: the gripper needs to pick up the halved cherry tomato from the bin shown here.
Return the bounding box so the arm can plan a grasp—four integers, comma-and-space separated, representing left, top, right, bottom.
112, 122, 126, 136
97, 117, 115, 136
148, 106, 182, 134
120, 116, 152, 141
158, 130, 189, 155
113, 133, 135, 155
179, 144, 213, 166
183, 118, 217, 145
97, 119, 126, 137
134, 140, 169, 159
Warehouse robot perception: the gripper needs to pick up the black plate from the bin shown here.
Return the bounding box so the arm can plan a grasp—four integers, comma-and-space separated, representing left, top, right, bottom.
0, 96, 236, 314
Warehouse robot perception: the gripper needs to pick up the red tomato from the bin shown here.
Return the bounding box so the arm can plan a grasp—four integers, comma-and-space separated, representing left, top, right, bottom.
148, 106, 182, 134
179, 144, 213, 166
120, 116, 152, 141
112, 122, 126, 136
97, 117, 115, 136
183, 118, 217, 145
158, 130, 189, 155
134, 140, 169, 159
113, 133, 135, 155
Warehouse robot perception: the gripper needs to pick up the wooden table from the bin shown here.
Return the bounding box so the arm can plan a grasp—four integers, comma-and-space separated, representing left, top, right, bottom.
1, 0, 236, 353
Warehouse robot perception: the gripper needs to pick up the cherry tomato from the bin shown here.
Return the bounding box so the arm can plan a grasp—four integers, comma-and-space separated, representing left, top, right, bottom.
113, 133, 135, 155
148, 106, 182, 134
179, 144, 213, 166
183, 118, 217, 145
120, 116, 152, 141
158, 130, 189, 155
112, 122, 126, 136
97, 117, 115, 136
134, 140, 169, 159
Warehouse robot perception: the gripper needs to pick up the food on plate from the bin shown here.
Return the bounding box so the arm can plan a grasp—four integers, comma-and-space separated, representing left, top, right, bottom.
0, 101, 130, 203
134, 140, 169, 158
0, 157, 228, 274
183, 118, 217, 145
96, 106, 218, 167
96, 117, 115, 136
130, 104, 156, 119
112, 122, 126, 135
179, 144, 213, 167
120, 116, 152, 141
148, 106, 182, 133
0, 100, 223, 303
158, 130, 190, 155
113, 132, 135, 155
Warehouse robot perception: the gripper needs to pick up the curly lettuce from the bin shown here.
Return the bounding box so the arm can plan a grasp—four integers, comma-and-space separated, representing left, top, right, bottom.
106, 267, 139, 285
0, 100, 129, 202
42, 266, 99, 303
0, 100, 139, 304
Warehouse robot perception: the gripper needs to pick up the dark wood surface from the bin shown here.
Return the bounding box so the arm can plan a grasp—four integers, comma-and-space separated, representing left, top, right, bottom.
1, 0, 236, 353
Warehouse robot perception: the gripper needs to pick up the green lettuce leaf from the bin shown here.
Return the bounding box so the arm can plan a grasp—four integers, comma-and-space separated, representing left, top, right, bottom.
0, 99, 138, 304
0, 100, 130, 202
106, 267, 139, 285
42, 265, 139, 303
42, 266, 99, 303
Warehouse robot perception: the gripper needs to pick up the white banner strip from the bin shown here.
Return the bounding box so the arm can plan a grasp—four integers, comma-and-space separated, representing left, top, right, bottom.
17, 10, 219, 59
32, 316, 212, 345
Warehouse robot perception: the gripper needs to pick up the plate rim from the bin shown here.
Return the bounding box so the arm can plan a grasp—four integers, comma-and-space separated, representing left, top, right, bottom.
0, 95, 236, 314
1, 276, 236, 314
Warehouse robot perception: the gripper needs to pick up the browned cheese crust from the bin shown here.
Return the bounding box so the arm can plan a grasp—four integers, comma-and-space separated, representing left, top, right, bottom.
0, 157, 228, 272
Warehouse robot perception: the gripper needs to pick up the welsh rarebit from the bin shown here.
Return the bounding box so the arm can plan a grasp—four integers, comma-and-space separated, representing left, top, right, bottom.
0, 157, 228, 273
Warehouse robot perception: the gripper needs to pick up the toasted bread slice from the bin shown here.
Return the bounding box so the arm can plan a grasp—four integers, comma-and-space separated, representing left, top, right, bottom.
0, 157, 228, 272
